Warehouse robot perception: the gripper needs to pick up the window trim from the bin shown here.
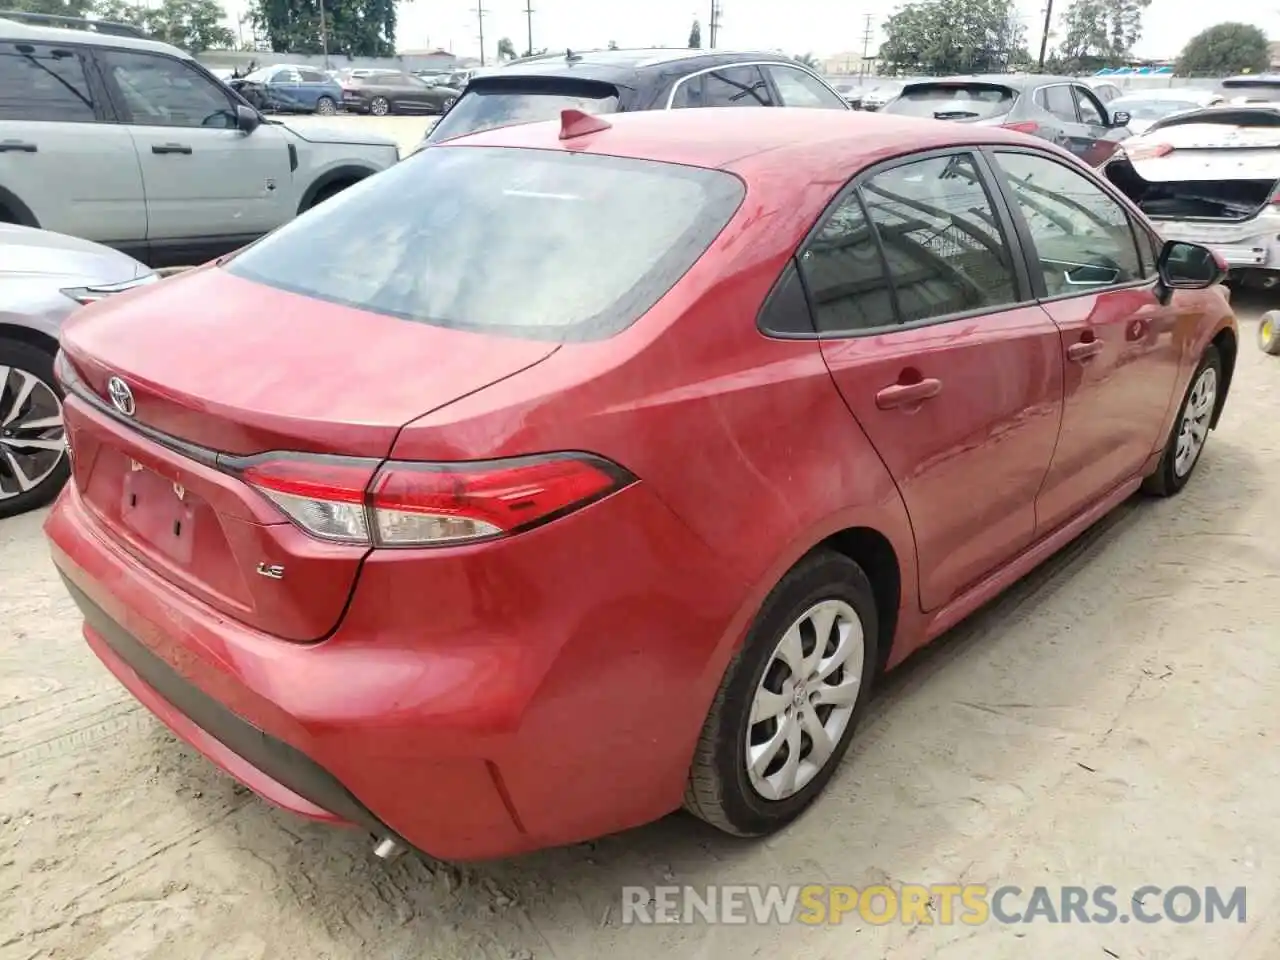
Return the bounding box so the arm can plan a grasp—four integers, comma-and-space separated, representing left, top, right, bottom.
785, 146, 1035, 340
982, 144, 1157, 304
665, 59, 847, 110
93, 47, 240, 129
0, 41, 110, 124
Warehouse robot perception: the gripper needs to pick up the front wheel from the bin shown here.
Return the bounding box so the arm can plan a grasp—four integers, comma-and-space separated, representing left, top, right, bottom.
370, 96, 390, 117
0, 340, 68, 518
314, 96, 337, 116
1143, 344, 1222, 497
684, 550, 879, 837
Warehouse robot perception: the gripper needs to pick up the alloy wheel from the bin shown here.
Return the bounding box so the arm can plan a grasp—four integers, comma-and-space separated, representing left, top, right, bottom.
745, 599, 864, 802
0, 365, 65, 502
371, 97, 390, 116
316, 96, 336, 115
441, 97, 456, 112
1173, 365, 1216, 478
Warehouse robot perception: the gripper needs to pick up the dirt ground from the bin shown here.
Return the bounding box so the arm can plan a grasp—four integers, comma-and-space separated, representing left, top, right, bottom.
2, 297, 1278, 960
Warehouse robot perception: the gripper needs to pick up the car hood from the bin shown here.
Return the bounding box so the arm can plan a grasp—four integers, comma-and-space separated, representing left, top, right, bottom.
0, 223, 147, 284
277, 120, 399, 149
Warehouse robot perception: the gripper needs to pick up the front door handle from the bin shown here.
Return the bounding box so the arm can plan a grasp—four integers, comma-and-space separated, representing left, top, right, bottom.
876, 378, 943, 410
152, 142, 193, 155
0, 140, 37, 153
1067, 339, 1104, 362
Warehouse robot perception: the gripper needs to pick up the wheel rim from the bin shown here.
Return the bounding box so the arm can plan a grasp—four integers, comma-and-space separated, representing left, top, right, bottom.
316, 98, 335, 115
1263, 317, 1275, 345
1174, 365, 1217, 478
0, 364, 65, 501
372, 98, 388, 115
745, 599, 864, 802
442, 97, 456, 111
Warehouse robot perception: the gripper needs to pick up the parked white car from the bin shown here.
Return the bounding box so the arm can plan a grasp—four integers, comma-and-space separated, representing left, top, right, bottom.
1106, 88, 1225, 135
1104, 103, 1280, 283
0, 12, 400, 269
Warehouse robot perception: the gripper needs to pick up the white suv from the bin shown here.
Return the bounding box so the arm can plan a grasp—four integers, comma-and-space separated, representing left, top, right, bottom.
0, 13, 400, 268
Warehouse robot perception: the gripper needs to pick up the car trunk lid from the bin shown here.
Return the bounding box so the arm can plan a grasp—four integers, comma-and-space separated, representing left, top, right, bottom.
57, 267, 558, 640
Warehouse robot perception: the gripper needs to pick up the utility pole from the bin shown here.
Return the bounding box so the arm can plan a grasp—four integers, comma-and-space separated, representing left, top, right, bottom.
708, 0, 721, 49
1037, 0, 1053, 71
859, 13, 872, 78
523, 0, 534, 56
476, 0, 488, 66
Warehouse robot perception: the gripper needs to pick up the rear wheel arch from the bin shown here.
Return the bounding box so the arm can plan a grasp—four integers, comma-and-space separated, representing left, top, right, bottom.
0, 322, 59, 356
297, 165, 376, 213
818, 526, 902, 677
0, 186, 39, 228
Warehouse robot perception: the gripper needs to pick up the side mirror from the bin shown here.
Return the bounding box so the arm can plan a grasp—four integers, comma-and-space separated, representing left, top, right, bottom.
1109, 110, 1131, 128
236, 104, 261, 134
1157, 239, 1226, 290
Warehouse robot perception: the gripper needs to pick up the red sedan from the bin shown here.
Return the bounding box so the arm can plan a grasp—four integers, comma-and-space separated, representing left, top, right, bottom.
45, 108, 1237, 861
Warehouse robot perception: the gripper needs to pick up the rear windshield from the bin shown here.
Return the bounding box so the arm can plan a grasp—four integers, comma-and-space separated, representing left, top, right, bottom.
427, 79, 621, 142
883, 83, 1017, 120
225, 146, 744, 341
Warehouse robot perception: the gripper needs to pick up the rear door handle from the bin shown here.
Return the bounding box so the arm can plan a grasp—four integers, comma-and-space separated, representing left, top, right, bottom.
0, 140, 37, 153
152, 142, 193, 154
1067, 339, 1104, 362
876, 378, 943, 410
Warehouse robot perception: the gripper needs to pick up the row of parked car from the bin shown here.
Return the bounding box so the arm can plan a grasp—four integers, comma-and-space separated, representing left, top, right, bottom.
223, 64, 463, 117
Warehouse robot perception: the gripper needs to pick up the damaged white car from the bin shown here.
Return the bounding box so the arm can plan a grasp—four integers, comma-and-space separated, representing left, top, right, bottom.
1103, 104, 1280, 285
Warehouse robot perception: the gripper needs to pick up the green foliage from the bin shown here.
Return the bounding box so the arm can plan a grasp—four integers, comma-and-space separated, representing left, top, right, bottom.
879, 0, 1027, 75
496, 36, 516, 60
793, 52, 819, 68
95, 0, 232, 51
249, 0, 402, 57
5, 0, 96, 17
1176, 22, 1269, 76
688, 18, 701, 49
1056, 0, 1151, 70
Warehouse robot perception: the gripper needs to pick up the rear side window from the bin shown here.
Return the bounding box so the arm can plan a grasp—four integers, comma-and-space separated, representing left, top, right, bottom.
881, 83, 1015, 120
800, 193, 896, 333
427, 80, 620, 142
0, 43, 95, 122
672, 66, 772, 108
298, 69, 329, 83
227, 147, 745, 341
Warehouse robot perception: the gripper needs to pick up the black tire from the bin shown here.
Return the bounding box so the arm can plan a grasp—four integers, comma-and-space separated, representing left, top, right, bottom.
1142, 344, 1222, 498
315, 96, 337, 116
0, 339, 68, 518
684, 550, 879, 837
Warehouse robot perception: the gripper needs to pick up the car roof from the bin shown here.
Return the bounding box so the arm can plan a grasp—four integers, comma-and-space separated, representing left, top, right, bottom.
903, 74, 1081, 91
445, 107, 1051, 182
482, 48, 816, 87
0, 14, 190, 58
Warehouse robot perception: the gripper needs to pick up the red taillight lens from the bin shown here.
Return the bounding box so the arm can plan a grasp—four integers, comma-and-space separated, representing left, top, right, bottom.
1125, 142, 1173, 161
1000, 121, 1041, 134
233, 452, 634, 547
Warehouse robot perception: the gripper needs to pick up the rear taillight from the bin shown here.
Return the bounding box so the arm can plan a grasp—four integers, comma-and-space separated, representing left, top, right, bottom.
1000, 121, 1041, 135
1124, 143, 1173, 161
233, 452, 634, 547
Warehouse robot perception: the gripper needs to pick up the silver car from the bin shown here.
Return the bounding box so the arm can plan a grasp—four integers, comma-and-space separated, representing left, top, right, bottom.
1, 224, 155, 517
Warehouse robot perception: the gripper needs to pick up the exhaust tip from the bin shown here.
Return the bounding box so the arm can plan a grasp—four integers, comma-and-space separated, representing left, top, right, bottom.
373, 836, 407, 860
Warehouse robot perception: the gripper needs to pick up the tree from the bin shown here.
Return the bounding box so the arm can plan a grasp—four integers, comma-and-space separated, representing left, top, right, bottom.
91, 0, 233, 51
1056, 0, 1151, 71
688, 18, 701, 49
1176, 22, 1268, 76
793, 52, 819, 68
879, 0, 1027, 75
6, 0, 95, 17
250, 0, 402, 57
497, 36, 517, 60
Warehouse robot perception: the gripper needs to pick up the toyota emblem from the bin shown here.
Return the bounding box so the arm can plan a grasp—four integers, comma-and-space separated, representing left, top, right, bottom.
106, 376, 135, 417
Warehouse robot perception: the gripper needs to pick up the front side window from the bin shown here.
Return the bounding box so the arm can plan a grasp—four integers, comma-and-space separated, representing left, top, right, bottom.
1037, 84, 1077, 121
672, 66, 772, 108
101, 51, 236, 128
765, 65, 846, 109
1073, 85, 1105, 125
0, 43, 95, 123
226, 146, 745, 341
993, 151, 1143, 296
860, 153, 1019, 324
426, 80, 620, 142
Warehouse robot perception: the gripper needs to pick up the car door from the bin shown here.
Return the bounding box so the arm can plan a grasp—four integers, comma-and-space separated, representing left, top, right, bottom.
0, 40, 146, 250
986, 148, 1183, 535
669, 65, 773, 108
386, 73, 428, 112
1071, 83, 1126, 166
800, 150, 1064, 611
267, 67, 303, 110
97, 49, 295, 266
296, 68, 334, 110
1033, 82, 1092, 158
760, 63, 849, 109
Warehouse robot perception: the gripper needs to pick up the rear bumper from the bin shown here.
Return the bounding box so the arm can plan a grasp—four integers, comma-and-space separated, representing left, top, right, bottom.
1154, 211, 1280, 270
46, 472, 746, 860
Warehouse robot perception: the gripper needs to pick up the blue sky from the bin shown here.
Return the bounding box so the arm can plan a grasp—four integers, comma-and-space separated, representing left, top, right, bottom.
223, 0, 1277, 62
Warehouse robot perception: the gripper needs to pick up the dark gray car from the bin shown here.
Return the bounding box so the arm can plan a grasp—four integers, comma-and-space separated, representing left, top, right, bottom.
881, 75, 1132, 167
341, 71, 461, 116
0, 224, 154, 516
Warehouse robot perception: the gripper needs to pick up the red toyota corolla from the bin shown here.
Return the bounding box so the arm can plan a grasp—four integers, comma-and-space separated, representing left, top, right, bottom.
46, 108, 1237, 861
